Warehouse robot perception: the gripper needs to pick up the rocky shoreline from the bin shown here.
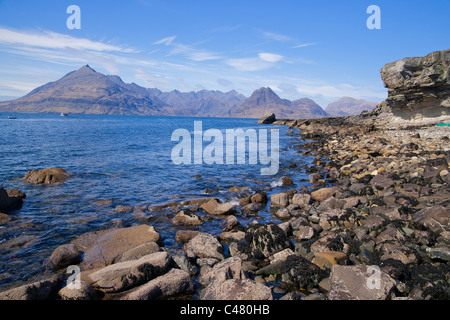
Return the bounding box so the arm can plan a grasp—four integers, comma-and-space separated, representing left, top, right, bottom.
0, 115, 448, 300
0, 48, 449, 301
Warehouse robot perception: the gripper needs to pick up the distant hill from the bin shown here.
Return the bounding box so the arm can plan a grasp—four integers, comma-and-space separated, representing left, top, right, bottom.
230, 87, 328, 119
0, 65, 170, 115
0, 65, 245, 117
325, 97, 378, 117
0, 65, 376, 120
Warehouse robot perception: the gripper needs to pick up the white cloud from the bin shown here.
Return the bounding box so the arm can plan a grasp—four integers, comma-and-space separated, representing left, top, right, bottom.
168, 43, 221, 61
296, 83, 386, 101
226, 52, 283, 71
0, 27, 136, 53
262, 31, 293, 42
153, 35, 177, 46
293, 42, 318, 48
258, 52, 283, 63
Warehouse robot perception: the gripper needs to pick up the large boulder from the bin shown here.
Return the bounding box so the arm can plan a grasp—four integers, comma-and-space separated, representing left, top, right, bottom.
0, 187, 26, 212
377, 49, 450, 125
184, 232, 225, 260
201, 199, 236, 215
44, 243, 81, 270
237, 223, 291, 260
199, 257, 246, 287
71, 224, 162, 270
23, 168, 70, 185
124, 268, 195, 300
0, 276, 62, 300
88, 252, 171, 293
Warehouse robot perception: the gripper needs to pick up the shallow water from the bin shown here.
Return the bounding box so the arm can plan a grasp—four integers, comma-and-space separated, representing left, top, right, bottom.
0, 113, 313, 290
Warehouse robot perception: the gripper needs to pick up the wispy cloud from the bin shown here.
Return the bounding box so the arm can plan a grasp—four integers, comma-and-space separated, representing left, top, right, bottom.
226, 52, 284, 71
153, 35, 177, 46
293, 42, 319, 48
262, 31, 293, 42
168, 43, 221, 62
0, 27, 136, 53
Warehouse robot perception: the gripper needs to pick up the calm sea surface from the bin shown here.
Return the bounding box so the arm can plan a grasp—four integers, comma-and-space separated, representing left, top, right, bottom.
0, 113, 313, 290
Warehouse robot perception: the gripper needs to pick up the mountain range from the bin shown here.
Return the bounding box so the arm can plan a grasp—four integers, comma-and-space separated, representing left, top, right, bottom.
0, 65, 379, 119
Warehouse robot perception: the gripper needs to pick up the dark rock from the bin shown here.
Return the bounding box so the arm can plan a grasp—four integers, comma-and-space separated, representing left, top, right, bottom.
413, 205, 449, 234
0, 187, 25, 212
281, 255, 329, 291
256, 112, 276, 124
238, 223, 291, 260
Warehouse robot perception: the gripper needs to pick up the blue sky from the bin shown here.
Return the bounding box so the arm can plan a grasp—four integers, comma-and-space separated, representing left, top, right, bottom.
0, 0, 448, 107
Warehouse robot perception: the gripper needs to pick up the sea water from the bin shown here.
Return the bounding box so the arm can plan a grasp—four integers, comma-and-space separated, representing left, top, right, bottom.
0, 113, 313, 290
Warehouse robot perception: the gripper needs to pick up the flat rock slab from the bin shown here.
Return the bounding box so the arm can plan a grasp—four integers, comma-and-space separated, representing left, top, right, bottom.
71, 225, 162, 270
0, 276, 62, 300
89, 252, 171, 293
328, 265, 396, 300
124, 268, 194, 300
201, 279, 273, 300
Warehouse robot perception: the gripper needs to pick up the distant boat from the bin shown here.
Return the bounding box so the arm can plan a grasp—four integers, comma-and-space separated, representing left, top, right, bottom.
60, 113, 69, 116
8, 116, 17, 119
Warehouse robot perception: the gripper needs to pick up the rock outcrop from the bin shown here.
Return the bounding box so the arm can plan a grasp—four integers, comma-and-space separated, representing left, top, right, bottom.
374, 48, 450, 125
24, 168, 70, 185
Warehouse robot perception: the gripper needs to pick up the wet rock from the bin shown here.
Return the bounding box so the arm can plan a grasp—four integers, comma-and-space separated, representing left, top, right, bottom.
89, 252, 171, 293
0, 187, 25, 212
220, 231, 246, 242
219, 215, 240, 231
201, 198, 236, 215
184, 232, 225, 260
23, 168, 69, 185
0, 212, 11, 225
0, 276, 62, 300
124, 268, 194, 300
250, 192, 268, 204
175, 230, 199, 243
71, 224, 162, 270
113, 205, 133, 213
328, 265, 396, 300
241, 202, 264, 215
281, 176, 293, 186
201, 279, 273, 300
171, 210, 203, 226
44, 243, 81, 270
